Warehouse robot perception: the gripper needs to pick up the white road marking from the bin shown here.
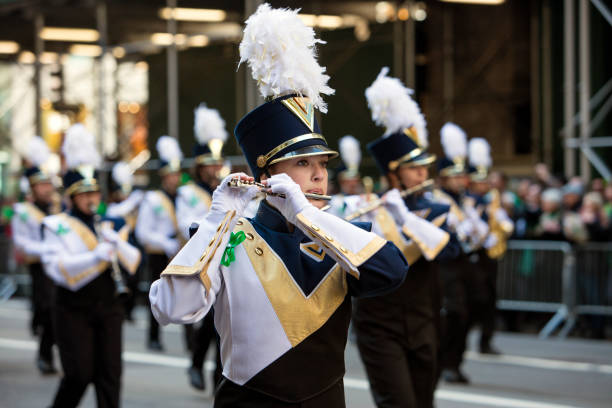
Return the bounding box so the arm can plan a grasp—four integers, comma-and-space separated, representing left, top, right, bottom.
0, 337, 590, 408
465, 351, 612, 375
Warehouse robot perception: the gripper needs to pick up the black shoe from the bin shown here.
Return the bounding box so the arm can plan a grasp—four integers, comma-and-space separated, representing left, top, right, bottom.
147, 340, 165, 352
37, 358, 57, 375
187, 367, 205, 391
441, 368, 470, 384
479, 344, 501, 355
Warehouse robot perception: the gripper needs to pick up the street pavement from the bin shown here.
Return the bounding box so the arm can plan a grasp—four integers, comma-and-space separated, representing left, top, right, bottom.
0, 298, 611, 408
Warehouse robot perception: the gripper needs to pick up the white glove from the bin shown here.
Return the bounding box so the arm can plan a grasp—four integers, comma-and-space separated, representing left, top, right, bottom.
456, 219, 474, 239
483, 233, 498, 249
495, 207, 511, 224
382, 189, 411, 225
266, 174, 314, 225
474, 218, 490, 240
210, 173, 261, 216
446, 210, 460, 229
101, 227, 121, 244
162, 238, 180, 258
94, 242, 116, 262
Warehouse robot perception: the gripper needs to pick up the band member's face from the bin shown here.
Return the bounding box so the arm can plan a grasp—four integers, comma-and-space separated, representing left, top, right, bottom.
339, 177, 362, 195
397, 165, 429, 189
72, 191, 101, 215
197, 164, 223, 189
266, 155, 329, 209
31, 181, 54, 204
470, 180, 490, 196
441, 175, 465, 194
162, 172, 181, 195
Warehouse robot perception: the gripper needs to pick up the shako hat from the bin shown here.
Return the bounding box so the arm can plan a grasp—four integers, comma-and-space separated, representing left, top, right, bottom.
437, 122, 468, 177
364, 67, 435, 175
234, 3, 337, 179
193, 103, 227, 166
62, 124, 101, 196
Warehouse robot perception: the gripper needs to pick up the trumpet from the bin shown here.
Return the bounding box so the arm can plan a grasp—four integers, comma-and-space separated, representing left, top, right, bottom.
92, 209, 130, 298
344, 179, 434, 221
227, 178, 332, 201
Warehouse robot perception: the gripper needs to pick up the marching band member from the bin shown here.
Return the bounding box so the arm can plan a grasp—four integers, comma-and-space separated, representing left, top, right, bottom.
41, 124, 140, 408
135, 136, 183, 351
466, 138, 514, 355
106, 161, 145, 321
349, 67, 460, 408
176, 103, 227, 391
329, 135, 363, 218
12, 136, 59, 374
433, 122, 487, 384
149, 5, 409, 407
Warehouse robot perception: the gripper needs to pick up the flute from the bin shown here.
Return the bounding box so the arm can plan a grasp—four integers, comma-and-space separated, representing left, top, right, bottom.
227, 178, 332, 201
344, 179, 434, 221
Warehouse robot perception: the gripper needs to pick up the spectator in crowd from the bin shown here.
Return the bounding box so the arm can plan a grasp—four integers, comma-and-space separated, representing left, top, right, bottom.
562, 179, 584, 212
580, 192, 611, 242
534, 188, 564, 240
603, 184, 612, 220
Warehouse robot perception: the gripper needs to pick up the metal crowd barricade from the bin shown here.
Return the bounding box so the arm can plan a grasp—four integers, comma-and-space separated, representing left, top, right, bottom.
497, 240, 612, 339
496, 240, 574, 338
571, 242, 612, 333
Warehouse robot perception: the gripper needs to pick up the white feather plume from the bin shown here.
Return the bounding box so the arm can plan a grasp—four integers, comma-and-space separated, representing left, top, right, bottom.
19, 176, 30, 195
62, 123, 101, 169
339, 135, 361, 170
409, 100, 429, 148
365, 67, 417, 136
440, 122, 467, 161
112, 162, 133, 187
24, 136, 50, 167
194, 103, 228, 145
238, 3, 335, 113
468, 138, 492, 168
156, 136, 183, 162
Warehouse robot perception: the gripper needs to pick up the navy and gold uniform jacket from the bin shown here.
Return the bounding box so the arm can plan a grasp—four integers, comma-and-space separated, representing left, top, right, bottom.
150, 201, 408, 402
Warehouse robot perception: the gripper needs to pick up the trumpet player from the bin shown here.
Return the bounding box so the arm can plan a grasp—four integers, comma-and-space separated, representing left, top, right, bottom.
41, 124, 141, 408
135, 136, 183, 351
149, 5, 408, 407
176, 103, 227, 391
12, 136, 60, 375
466, 138, 514, 355
350, 68, 460, 408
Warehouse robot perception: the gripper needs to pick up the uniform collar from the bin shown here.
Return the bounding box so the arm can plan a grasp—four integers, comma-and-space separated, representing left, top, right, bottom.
69, 207, 95, 232
253, 200, 292, 234
33, 200, 51, 215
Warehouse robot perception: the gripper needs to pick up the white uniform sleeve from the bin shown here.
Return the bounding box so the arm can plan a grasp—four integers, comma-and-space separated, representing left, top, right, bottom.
135, 194, 174, 251
11, 213, 46, 258
294, 206, 387, 278
149, 209, 237, 325
41, 226, 106, 291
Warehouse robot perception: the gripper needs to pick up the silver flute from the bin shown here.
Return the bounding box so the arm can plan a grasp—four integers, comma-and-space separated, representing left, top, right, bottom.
227, 178, 332, 201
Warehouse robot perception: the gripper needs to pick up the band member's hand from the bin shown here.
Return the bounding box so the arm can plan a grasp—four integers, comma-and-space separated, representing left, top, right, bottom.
266, 174, 312, 225
100, 228, 121, 244
210, 173, 261, 215
163, 238, 180, 258
382, 189, 411, 224
483, 233, 498, 249
94, 242, 117, 262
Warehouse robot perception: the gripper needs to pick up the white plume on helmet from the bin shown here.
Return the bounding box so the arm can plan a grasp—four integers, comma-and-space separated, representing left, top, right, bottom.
62, 123, 101, 169
468, 137, 492, 168
24, 136, 50, 167
440, 122, 467, 161
365, 67, 419, 137
238, 3, 335, 112
112, 161, 133, 188
339, 135, 361, 170
156, 136, 183, 163
194, 103, 228, 145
